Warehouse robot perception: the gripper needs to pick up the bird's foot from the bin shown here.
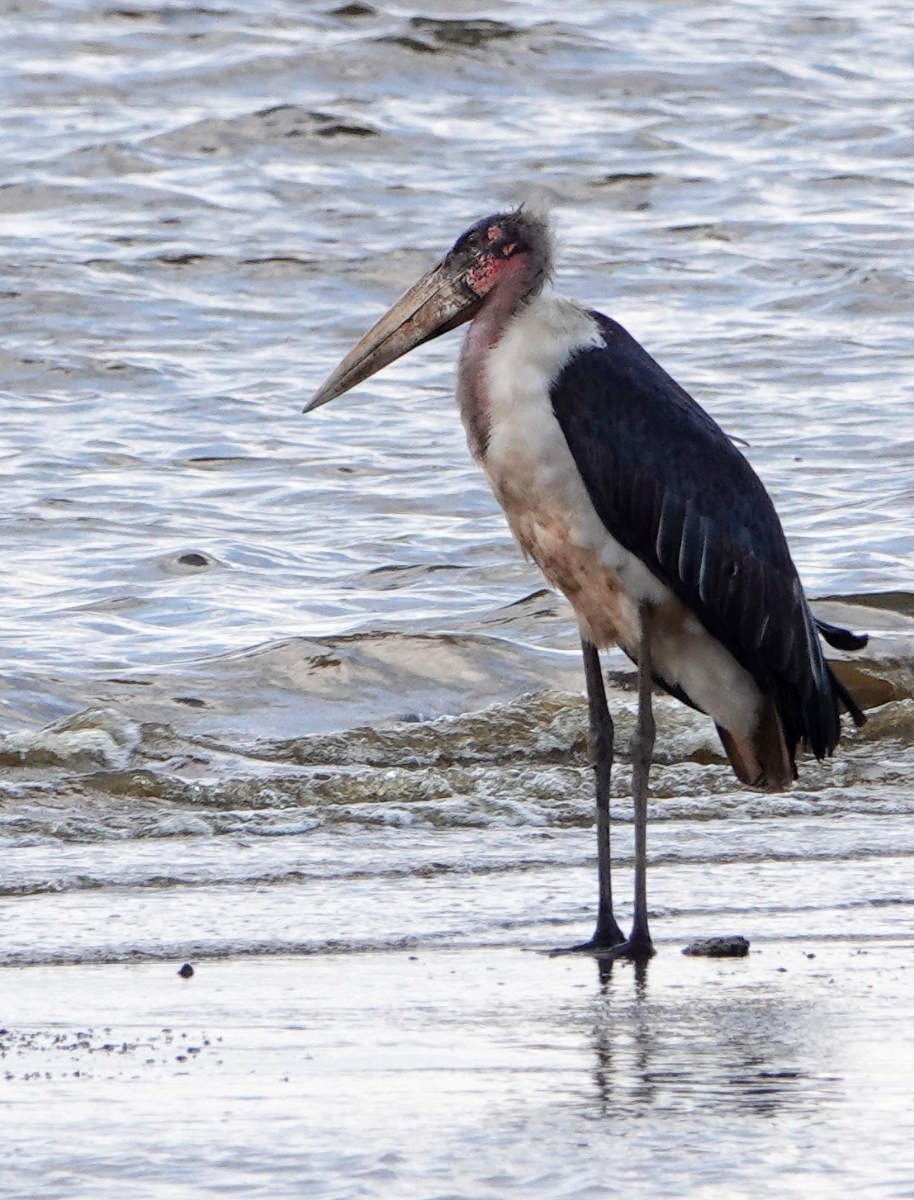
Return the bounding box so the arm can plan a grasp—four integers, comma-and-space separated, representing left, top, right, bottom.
548, 936, 621, 957
548, 914, 625, 957
589, 932, 655, 963
548, 927, 655, 962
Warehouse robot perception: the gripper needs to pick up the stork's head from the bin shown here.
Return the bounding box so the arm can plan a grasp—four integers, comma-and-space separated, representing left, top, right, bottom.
306, 208, 552, 411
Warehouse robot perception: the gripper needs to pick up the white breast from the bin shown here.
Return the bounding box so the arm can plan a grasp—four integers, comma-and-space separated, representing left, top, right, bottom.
461, 294, 764, 739
481, 297, 670, 629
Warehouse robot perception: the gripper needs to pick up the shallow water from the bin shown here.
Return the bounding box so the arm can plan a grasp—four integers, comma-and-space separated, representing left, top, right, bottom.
1, 0, 913, 1196
5, 946, 914, 1200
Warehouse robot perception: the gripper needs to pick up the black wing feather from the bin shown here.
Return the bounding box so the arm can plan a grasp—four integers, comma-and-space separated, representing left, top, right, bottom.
550, 312, 860, 759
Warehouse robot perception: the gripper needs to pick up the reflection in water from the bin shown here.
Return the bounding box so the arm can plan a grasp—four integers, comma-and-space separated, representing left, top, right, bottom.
585, 957, 827, 1123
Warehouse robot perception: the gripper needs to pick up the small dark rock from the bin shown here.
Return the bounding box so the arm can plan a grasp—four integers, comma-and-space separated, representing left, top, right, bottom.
331, 2, 375, 14
177, 963, 195, 978
682, 935, 750, 958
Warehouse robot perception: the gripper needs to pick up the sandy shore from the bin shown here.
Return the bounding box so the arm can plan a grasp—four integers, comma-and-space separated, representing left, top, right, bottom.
4, 937, 914, 1199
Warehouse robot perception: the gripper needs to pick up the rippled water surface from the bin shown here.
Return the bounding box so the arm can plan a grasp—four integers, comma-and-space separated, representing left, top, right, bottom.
1, 1, 913, 1197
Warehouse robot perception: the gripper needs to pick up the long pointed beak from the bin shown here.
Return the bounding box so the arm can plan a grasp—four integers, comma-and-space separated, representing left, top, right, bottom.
305, 257, 482, 412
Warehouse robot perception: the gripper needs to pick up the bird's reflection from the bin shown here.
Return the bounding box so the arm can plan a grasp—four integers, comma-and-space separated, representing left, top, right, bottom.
583, 956, 823, 1122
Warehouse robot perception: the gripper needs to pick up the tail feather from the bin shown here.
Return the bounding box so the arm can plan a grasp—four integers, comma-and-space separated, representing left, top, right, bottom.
815, 618, 869, 652
787, 607, 869, 762
827, 663, 868, 727
664, 608, 868, 791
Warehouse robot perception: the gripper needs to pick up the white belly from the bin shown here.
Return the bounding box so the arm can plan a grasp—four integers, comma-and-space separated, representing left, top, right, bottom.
462, 294, 764, 739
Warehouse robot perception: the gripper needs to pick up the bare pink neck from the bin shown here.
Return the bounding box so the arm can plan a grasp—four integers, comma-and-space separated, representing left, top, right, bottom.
457, 257, 543, 459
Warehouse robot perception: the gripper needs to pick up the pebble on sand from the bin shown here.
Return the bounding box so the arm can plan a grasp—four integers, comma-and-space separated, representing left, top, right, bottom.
682, 936, 750, 958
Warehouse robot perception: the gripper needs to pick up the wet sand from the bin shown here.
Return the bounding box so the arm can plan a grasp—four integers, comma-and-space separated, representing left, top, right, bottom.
5, 938, 914, 1199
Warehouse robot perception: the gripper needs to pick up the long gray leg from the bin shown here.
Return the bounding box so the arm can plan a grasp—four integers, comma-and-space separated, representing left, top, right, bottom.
576, 607, 656, 963
626, 604, 656, 958
582, 639, 625, 948
550, 639, 624, 953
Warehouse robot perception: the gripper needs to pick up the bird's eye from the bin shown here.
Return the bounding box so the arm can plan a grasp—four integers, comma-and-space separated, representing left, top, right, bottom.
452, 226, 486, 257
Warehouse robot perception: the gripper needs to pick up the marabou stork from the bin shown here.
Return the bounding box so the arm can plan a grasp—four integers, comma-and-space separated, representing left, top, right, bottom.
307, 208, 867, 961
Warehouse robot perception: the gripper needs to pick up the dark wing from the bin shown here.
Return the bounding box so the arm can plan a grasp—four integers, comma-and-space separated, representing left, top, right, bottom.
550, 311, 864, 758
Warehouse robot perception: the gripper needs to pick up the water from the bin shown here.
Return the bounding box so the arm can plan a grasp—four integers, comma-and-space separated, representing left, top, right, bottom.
1, 1, 913, 1196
